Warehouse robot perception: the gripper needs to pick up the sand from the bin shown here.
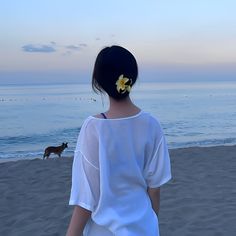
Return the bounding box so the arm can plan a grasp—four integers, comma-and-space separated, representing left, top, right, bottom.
0, 145, 236, 236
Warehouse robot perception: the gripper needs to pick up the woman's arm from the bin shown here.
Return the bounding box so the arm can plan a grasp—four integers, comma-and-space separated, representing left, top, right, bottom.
147, 187, 161, 216
66, 206, 91, 236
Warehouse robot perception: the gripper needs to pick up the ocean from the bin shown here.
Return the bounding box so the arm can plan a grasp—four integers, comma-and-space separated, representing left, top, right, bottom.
0, 82, 236, 161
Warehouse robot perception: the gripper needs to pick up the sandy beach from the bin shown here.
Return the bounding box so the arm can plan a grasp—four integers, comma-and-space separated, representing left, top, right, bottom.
0, 145, 236, 236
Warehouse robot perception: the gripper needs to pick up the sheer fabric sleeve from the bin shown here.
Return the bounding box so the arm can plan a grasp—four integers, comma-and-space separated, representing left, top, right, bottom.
69, 119, 100, 211
69, 150, 100, 211
144, 136, 172, 188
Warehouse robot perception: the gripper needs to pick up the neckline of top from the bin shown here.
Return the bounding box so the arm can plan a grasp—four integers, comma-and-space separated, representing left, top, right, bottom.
90, 110, 143, 121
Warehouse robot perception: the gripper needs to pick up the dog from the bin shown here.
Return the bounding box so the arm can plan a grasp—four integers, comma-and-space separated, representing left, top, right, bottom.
43, 142, 68, 159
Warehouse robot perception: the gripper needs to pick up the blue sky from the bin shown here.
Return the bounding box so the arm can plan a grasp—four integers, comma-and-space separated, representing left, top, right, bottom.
1, 0, 236, 84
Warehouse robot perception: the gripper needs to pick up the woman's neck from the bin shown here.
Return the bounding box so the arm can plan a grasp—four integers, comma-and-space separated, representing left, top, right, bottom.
105, 96, 141, 119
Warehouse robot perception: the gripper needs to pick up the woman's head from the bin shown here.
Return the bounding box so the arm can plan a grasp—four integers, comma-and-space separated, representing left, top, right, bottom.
92, 45, 138, 100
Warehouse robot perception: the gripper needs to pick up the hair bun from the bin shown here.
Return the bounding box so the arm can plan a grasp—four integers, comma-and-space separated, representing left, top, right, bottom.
92, 45, 138, 100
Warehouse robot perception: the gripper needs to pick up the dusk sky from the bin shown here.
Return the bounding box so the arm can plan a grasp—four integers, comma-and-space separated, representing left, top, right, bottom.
1, 0, 236, 84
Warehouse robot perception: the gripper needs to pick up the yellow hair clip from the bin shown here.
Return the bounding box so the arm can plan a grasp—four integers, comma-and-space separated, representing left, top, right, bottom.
116, 74, 132, 94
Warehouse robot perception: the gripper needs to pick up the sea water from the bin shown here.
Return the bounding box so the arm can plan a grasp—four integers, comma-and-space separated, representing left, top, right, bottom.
0, 82, 236, 161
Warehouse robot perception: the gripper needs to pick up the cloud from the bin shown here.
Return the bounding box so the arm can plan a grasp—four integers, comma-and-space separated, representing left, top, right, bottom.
65, 45, 81, 51
65, 43, 87, 51
62, 43, 88, 56
22, 44, 56, 53
21, 41, 87, 55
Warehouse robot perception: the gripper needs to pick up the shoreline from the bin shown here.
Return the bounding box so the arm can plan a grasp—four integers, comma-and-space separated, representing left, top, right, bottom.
0, 156, 74, 164
1, 145, 236, 235
0, 143, 235, 164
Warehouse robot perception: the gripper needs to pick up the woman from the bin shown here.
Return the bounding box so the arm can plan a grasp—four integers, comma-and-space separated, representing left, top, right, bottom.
66, 45, 171, 236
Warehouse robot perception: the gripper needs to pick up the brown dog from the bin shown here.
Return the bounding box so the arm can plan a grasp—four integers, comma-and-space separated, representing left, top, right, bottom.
43, 142, 68, 159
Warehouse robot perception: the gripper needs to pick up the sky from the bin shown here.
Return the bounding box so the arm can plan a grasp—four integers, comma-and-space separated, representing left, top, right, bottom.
0, 0, 236, 84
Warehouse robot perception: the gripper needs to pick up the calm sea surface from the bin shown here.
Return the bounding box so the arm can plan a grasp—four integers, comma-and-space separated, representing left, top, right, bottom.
0, 82, 236, 161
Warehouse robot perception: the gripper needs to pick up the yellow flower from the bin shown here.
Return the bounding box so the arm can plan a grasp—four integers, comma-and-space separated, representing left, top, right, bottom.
116, 74, 132, 94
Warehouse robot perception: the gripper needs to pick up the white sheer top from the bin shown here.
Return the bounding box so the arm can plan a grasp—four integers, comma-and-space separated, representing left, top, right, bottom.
69, 111, 171, 236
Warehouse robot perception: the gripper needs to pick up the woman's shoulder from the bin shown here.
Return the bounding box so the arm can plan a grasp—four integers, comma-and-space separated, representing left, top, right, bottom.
80, 116, 97, 132
141, 111, 164, 134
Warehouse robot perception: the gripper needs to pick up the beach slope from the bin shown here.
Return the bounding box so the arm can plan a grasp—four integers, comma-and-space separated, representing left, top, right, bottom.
0, 145, 236, 236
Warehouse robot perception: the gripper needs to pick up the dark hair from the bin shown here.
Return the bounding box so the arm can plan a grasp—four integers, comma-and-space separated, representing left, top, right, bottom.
92, 45, 138, 100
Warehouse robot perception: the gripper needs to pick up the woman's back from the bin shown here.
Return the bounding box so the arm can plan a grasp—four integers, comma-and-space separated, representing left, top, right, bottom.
70, 111, 171, 235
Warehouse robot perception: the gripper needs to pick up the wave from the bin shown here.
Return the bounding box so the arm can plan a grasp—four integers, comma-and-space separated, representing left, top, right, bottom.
0, 150, 74, 160
0, 127, 81, 146
169, 137, 236, 149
